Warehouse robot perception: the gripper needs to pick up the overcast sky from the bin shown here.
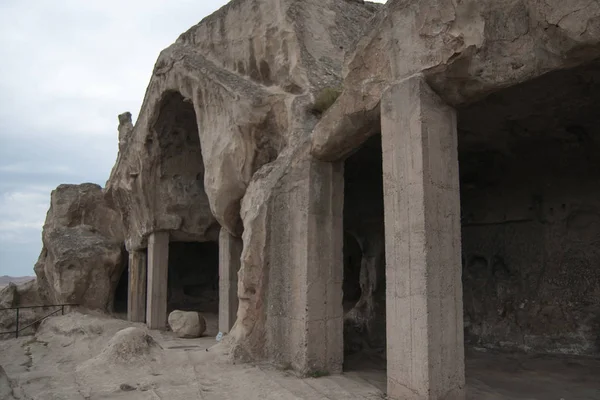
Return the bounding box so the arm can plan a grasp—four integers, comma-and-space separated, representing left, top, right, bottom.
0, 0, 385, 277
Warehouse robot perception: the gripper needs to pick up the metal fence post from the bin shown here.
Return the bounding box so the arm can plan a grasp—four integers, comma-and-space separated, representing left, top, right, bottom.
61, 305, 65, 315
15, 308, 19, 338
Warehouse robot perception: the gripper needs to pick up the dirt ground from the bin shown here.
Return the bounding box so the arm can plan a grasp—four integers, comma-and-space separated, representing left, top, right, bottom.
1, 312, 599, 399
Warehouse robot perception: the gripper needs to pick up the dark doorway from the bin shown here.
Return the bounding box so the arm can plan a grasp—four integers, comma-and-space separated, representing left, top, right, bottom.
167, 241, 219, 314
112, 248, 129, 316
342, 134, 386, 375
457, 61, 600, 357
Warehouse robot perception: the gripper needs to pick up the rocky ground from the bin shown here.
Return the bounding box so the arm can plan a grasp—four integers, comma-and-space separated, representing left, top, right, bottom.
1, 311, 599, 399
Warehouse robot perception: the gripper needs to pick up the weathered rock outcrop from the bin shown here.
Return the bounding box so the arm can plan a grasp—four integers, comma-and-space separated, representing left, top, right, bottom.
104, 0, 380, 370
309, 0, 600, 357
105, 0, 380, 250
34, 184, 125, 310
311, 0, 600, 161
0, 280, 43, 337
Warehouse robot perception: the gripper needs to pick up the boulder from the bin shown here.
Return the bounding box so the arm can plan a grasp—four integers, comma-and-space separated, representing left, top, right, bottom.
168, 310, 206, 338
34, 184, 125, 311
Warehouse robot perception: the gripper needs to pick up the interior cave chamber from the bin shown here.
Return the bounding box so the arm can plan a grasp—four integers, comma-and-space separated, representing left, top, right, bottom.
112, 248, 130, 316
340, 62, 600, 396
167, 241, 219, 314
458, 61, 600, 356
342, 134, 387, 370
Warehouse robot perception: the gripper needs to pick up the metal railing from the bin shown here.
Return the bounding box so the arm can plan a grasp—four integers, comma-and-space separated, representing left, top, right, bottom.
0, 304, 78, 338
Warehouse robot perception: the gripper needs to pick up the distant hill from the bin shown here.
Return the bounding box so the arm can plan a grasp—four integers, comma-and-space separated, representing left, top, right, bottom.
0, 275, 34, 289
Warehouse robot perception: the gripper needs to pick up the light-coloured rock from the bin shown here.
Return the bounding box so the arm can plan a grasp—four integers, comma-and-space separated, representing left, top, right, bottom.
168, 310, 207, 338
311, 0, 600, 161
12, 1, 600, 394
34, 184, 125, 311
0, 280, 43, 338
0, 365, 16, 399
77, 327, 162, 372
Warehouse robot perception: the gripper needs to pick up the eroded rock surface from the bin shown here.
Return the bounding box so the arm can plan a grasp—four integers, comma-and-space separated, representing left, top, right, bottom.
34, 184, 125, 311
104, 0, 380, 370
168, 310, 207, 338
311, 0, 600, 161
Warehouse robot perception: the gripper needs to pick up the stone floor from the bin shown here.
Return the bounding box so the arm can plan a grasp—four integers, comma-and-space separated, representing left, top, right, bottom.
1, 312, 599, 399
346, 348, 600, 399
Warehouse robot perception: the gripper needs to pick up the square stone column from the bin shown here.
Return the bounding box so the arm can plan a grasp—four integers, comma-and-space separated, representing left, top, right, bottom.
219, 228, 243, 333
127, 250, 147, 323
381, 75, 465, 400
146, 231, 169, 330
303, 160, 344, 374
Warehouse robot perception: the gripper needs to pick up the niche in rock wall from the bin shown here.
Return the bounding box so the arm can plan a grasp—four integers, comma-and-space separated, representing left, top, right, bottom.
167, 241, 219, 314
342, 133, 386, 359
153, 91, 214, 239
112, 249, 129, 315
458, 61, 600, 355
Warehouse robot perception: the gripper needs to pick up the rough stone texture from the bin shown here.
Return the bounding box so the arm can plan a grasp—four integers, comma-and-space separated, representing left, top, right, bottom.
127, 250, 147, 323
381, 76, 465, 400
16, 0, 600, 391
311, 0, 600, 162
33, 184, 125, 311
0, 365, 16, 400
0, 280, 43, 338
147, 232, 169, 330
168, 310, 207, 338
77, 327, 162, 369
310, 0, 600, 361
458, 62, 600, 355
219, 228, 243, 333
103, 0, 379, 374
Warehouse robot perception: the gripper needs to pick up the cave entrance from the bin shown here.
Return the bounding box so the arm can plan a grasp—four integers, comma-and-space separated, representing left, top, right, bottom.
167, 241, 219, 334
455, 61, 600, 396
341, 134, 386, 377
112, 248, 129, 317
141, 89, 226, 332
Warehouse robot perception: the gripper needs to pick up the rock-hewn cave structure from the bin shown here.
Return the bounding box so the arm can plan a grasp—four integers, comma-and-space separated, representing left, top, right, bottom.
3, 0, 600, 399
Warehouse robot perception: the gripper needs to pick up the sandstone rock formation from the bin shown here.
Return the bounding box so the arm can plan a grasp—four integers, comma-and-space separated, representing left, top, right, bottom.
311, 0, 600, 161
103, 0, 382, 371
168, 310, 207, 338
0, 280, 44, 338
34, 184, 125, 310
7, 4, 600, 397
310, 0, 600, 359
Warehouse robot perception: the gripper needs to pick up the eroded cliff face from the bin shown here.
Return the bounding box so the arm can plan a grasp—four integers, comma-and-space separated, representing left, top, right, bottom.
34, 184, 125, 311
104, 0, 380, 366
311, 0, 600, 162
311, 0, 600, 357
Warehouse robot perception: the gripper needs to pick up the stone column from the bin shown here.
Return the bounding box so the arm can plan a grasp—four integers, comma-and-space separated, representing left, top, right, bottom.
302, 160, 344, 374
219, 228, 243, 333
146, 231, 169, 330
127, 250, 147, 323
381, 75, 465, 400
